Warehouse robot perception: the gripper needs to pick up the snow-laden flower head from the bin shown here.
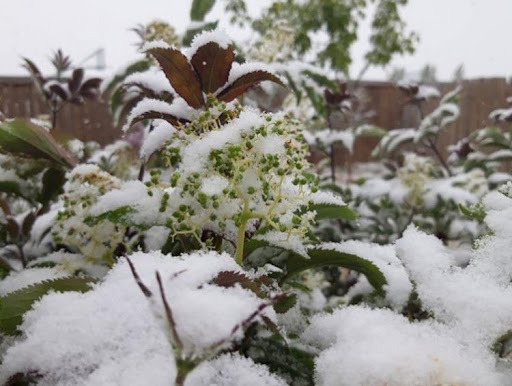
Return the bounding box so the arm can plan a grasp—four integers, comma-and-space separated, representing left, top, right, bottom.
52, 164, 137, 270
147, 102, 318, 255
397, 153, 433, 207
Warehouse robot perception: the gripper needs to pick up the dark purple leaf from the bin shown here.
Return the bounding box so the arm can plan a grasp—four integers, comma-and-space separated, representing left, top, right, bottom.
191, 42, 234, 93
146, 47, 204, 108
218, 71, 286, 102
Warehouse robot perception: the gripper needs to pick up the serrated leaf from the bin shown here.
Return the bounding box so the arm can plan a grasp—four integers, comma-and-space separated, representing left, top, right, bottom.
0, 119, 77, 168
127, 110, 185, 128
190, 0, 216, 21
273, 293, 296, 314
217, 70, 286, 102
0, 276, 96, 335
310, 203, 358, 221
241, 335, 315, 385
191, 42, 234, 93
146, 47, 205, 108
284, 248, 387, 294
459, 203, 485, 222
209, 270, 249, 287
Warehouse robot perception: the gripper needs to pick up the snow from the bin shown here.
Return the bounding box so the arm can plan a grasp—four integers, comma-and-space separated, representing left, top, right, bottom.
123, 98, 198, 133
311, 191, 346, 207
200, 175, 229, 196
186, 29, 233, 59
90, 180, 172, 226
0, 250, 276, 384
303, 129, 355, 153
254, 230, 309, 258
314, 242, 412, 309
396, 225, 512, 346
0, 268, 70, 296
179, 108, 265, 173
124, 67, 176, 95
216, 62, 285, 96
490, 107, 512, 121
302, 306, 502, 386
140, 120, 177, 160
142, 39, 174, 52
188, 354, 287, 386
416, 84, 440, 100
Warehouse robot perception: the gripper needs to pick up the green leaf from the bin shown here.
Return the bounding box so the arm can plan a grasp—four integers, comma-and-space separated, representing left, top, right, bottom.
302, 69, 338, 91
459, 203, 485, 222
0, 181, 24, 198
273, 293, 296, 314
241, 334, 315, 385
284, 248, 387, 294
310, 203, 358, 221
0, 119, 77, 168
84, 206, 135, 227
182, 21, 219, 47
190, 0, 216, 21
39, 167, 66, 207
0, 276, 96, 335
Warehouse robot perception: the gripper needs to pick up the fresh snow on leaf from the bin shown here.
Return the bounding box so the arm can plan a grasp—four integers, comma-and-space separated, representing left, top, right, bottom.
186, 29, 233, 59
140, 120, 177, 160
302, 306, 503, 386
0, 250, 276, 384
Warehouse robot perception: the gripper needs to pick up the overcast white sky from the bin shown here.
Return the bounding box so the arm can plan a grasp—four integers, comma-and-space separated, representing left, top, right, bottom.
1, 0, 510, 80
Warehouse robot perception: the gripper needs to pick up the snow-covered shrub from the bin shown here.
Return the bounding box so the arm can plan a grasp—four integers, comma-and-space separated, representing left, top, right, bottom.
0, 30, 397, 385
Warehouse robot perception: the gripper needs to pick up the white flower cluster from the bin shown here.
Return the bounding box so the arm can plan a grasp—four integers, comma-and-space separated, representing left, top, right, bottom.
52, 165, 137, 268
151, 102, 318, 257
397, 153, 433, 206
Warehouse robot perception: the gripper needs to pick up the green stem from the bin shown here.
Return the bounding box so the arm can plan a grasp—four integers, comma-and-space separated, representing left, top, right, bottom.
235, 200, 251, 265
235, 217, 248, 265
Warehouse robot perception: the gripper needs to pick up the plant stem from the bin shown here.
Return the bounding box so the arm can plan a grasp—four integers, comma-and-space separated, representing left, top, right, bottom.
51, 105, 58, 130
416, 102, 453, 177
235, 217, 248, 265
17, 244, 27, 268
330, 144, 336, 183
426, 137, 453, 177
235, 200, 251, 265
138, 123, 155, 182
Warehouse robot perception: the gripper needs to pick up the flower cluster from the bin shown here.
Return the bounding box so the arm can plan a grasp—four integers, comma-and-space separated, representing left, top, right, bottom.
396, 153, 433, 207
52, 165, 137, 267
150, 102, 318, 260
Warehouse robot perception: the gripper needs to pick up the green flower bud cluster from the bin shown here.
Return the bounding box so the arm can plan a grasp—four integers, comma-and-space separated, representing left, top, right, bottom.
157, 102, 319, 248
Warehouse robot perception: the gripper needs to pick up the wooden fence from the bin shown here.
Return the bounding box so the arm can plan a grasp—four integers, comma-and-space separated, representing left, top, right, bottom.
1, 76, 511, 161
0, 77, 119, 144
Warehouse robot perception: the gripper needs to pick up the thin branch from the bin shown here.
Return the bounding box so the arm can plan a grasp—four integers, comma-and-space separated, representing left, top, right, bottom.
156, 271, 183, 350
125, 257, 153, 297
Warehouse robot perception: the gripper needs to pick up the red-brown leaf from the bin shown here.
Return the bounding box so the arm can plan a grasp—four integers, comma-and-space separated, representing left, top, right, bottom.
81, 78, 102, 90
129, 111, 187, 127
191, 42, 234, 93
68, 68, 84, 94
146, 47, 204, 109
217, 71, 286, 102
48, 83, 69, 101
